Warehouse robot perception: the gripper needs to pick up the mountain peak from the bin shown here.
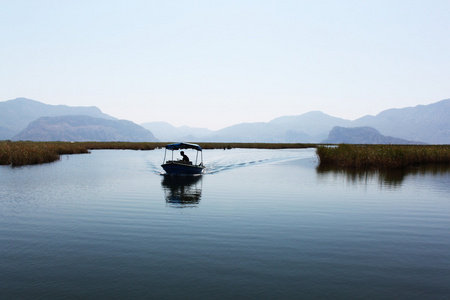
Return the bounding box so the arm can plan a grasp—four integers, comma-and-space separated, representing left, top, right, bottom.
0, 98, 117, 140
13, 115, 157, 142
323, 126, 421, 144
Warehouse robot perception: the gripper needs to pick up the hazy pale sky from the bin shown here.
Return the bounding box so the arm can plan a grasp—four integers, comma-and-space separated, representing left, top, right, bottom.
1, 0, 449, 130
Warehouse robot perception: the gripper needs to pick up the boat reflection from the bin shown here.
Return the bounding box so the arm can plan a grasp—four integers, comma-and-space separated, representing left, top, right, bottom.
161, 175, 203, 207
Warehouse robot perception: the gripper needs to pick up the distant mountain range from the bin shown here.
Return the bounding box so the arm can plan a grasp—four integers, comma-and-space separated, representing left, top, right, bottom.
323, 126, 421, 144
351, 100, 450, 144
142, 99, 449, 144
1, 97, 449, 144
1, 98, 157, 142
140, 122, 212, 142
14, 115, 157, 142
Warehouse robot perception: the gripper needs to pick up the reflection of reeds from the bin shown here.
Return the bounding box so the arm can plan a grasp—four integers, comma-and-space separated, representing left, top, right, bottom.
317, 162, 449, 187
317, 144, 450, 169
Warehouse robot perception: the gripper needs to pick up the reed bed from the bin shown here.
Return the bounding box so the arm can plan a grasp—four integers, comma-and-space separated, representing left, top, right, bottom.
76, 142, 317, 150
0, 141, 167, 166
317, 144, 450, 169
3, 141, 448, 168
198, 142, 316, 150
77, 142, 166, 150
0, 141, 317, 166
0, 141, 89, 166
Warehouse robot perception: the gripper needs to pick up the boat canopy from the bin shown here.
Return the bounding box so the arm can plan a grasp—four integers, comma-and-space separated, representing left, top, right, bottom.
165, 142, 202, 151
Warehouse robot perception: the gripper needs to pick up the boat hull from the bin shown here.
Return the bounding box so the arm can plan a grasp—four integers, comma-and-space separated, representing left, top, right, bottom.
161, 162, 204, 175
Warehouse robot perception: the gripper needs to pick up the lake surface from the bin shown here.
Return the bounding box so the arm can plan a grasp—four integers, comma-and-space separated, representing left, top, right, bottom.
1, 148, 449, 299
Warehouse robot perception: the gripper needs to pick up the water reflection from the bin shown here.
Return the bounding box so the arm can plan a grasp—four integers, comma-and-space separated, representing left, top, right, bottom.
316, 164, 450, 188
161, 175, 203, 207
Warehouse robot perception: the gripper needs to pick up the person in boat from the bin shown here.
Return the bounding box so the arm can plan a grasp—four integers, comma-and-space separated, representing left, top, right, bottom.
180, 151, 189, 162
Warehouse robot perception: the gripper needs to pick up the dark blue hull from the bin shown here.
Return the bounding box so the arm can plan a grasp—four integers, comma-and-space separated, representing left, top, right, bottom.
161, 162, 205, 175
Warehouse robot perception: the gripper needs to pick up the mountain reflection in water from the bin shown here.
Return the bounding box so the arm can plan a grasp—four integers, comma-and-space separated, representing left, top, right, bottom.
316, 163, 450, 188
161, 175, 203, 207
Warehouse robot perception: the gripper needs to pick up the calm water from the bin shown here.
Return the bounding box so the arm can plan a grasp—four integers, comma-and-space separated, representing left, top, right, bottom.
1, 149, 449, 299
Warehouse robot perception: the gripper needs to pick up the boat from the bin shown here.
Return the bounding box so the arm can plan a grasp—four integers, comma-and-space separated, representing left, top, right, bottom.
161, 142, 205, 175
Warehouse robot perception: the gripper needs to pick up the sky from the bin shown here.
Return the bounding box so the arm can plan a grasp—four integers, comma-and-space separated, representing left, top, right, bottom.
1, 0, 449, 130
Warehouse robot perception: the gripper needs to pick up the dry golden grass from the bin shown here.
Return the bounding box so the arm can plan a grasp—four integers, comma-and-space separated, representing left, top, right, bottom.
0, 141, 89, 166
317, 144, 450, 169
2, 141, 449, 168
0, 141, 316, 166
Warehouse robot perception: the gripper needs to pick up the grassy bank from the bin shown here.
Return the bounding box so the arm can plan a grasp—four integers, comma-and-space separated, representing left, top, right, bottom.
0, 141, 90, 166
0, 141, 317, 166
317, 144, 450, 169
2, 141, 449, 168
198, 142, 316, 149
0, 141, 170, 166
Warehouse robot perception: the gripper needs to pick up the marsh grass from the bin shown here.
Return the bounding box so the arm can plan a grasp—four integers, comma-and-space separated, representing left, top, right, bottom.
317, 144, 450, 169
0, 141, 90, 166
0, 141, 317, 166
2, 141, 449, 168
199, 142, 316, 149
77, 142, 165, 150
75, 142, 316, 150
0, 141, 165, 166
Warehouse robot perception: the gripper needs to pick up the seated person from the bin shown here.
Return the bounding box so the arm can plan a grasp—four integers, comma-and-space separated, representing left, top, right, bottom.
180, 151, 189, 162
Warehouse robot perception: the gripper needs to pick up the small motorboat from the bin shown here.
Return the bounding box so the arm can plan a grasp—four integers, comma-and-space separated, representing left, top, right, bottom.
161, 142, 205, 175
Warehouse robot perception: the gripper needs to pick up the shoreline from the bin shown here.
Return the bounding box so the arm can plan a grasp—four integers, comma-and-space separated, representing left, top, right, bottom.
1, 141, 449, 168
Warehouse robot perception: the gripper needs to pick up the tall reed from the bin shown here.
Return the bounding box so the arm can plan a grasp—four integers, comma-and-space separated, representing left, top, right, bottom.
4, 141, 448, 168
317, 144, 450, 169
0, 141, 89, 166
0, 141, 317, 166
198, 142, 315, 149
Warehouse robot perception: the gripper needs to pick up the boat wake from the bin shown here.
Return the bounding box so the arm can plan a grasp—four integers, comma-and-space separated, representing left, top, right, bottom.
147, 148, 317, 175
204, 158, 274, 174
145, 160, 165, 175
203, 148, 316, 174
